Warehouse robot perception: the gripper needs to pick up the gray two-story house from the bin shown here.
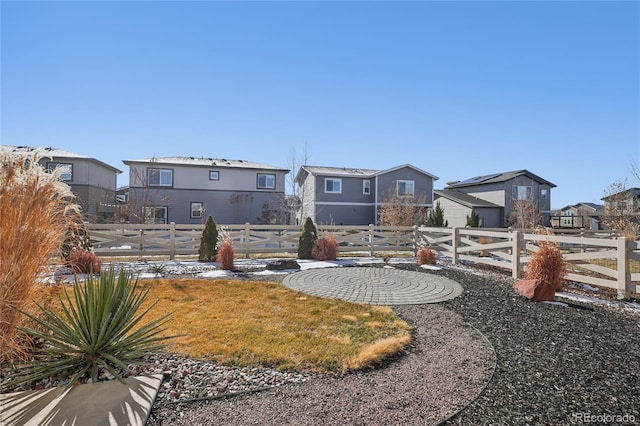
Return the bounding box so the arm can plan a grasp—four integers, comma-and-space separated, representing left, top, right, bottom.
439, 170, 556, 227
295, 164, 439, 225
5, 145, 122, 223
123, 156, 289, 224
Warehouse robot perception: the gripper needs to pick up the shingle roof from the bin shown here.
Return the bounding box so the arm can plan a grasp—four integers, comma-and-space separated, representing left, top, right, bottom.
123, 156, 289, 171
434, 189, 501, 208
445, 169, 555, 189
297, 164, 439, 180
2, 145, 122, 173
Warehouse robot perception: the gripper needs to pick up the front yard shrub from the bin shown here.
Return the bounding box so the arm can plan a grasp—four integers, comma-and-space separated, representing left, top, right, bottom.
199, 215, 218, 262
312, 234, 338, 261
417, 246, 437, 265
216, 229, 235, 270
61, 212, 92, 261
68, 248, 102, 274
3, 268, 174, 391
525, 240, 567, 291
298, 217, 317, 259
0, 148, 78, 362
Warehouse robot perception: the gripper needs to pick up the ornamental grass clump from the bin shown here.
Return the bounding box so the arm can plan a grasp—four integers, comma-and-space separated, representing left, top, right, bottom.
312, 234, 338, 261
67, 248, 102, 274
3, 268, 174, 391
216, 227, 235, 270
0, 147, 78, 362
525, 240, 567, 291
416, 246, 437, 265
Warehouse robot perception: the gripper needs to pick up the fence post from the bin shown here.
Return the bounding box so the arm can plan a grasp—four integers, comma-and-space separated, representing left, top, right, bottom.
369, 224, 374, 257
169, 222, 176, 260
244, 223, 251, 259
451, 227, 459, 265
413, 225, 419, 256
512, 230, 521, 279
616, 237, 630, 300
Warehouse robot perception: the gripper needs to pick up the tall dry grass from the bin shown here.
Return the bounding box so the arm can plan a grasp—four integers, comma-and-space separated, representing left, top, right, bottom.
0, 148, 78, 361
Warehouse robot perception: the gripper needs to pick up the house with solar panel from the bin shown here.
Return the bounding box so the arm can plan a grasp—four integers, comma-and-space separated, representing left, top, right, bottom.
435, 170, 556, 227
123, 156, 290, 224
3, 145, 122, 223
294, 164, 439, 225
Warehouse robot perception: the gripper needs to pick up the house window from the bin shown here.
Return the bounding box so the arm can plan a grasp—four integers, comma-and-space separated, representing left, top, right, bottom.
148, 168, 173, 187
541, 188, 548, 200
143, 206, 168, 224
397, 180, 415, 197
325, 178, 342, 193
46, 162, 73, 181
191, 202, 203, 219
257, 173, 276, 189
363, 180, 371, 195
209, 171, 220, 180
512, 185, 532, 200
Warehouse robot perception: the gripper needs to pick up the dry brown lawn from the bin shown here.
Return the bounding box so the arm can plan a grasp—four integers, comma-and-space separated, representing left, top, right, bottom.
36, 277, 412, 372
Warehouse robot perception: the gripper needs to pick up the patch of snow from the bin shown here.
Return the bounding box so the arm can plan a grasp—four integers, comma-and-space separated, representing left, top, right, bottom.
420, 264, 442, 271
577, 283, 600, 292
196, 270, 236, 278
556, 292, 640, 314
541, 301, 569, 307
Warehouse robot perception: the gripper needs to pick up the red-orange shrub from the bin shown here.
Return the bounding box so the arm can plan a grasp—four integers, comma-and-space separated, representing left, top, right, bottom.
417, 246, 437, 265
216, 240, 235, 270
525, 241, 566, 291
312, 234, 338, 261
68, 249, 102, 274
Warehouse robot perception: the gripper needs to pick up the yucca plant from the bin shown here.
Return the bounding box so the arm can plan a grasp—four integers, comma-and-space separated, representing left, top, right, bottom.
3, 268, 174, 391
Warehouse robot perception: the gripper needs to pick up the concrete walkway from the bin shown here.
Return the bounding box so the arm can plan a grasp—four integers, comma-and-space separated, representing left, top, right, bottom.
0, 374, 163, 426
283, 267, 463, 305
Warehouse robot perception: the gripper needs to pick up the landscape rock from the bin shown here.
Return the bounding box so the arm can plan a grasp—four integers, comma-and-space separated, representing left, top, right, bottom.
265, 259, 301, 271
513, 278, 556, 302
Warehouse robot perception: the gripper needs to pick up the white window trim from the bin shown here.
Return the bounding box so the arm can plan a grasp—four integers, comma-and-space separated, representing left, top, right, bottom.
363, 180, 371, 195
47, 162, 73, 182
143, 206, 168, 224
513, 185, 532, 200
209, 171, 220, 181
257, 173, 276, 189
148, 168, 173, 187
325, 178, 342, 194
191, 202, 203, 219
396, 180, 415, 197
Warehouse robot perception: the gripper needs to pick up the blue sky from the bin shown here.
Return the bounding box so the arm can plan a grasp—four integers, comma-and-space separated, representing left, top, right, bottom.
2, 1, 638, 209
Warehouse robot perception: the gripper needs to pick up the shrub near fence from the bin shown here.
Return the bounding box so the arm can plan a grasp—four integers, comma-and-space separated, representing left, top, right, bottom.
87, 223, 639, 299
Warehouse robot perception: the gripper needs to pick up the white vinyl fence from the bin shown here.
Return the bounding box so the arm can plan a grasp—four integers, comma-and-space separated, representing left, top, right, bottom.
87, 223, 639, 299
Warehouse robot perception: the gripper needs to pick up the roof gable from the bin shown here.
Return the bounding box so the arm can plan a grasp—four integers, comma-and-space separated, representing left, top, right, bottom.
2, 145, 122, 174
445, 169, 555, 189
296, 164, 438, 183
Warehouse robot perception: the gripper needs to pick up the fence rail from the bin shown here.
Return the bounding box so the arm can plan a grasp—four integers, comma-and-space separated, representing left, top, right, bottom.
87, 223, 639, 299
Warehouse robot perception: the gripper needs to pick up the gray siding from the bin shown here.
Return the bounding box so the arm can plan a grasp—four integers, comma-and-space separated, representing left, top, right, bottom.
126, 160, 287, 225
314, 204, 376, 226
375, 168, 433, 205
128, 188, 285, 224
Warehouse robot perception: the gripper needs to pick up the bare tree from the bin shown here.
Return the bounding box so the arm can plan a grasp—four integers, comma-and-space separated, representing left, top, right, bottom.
508, 199, 542, 230
601, 179, 639, 236
288, 144, 313, 225
378, 184, 428, 226
122, 158, 172, 224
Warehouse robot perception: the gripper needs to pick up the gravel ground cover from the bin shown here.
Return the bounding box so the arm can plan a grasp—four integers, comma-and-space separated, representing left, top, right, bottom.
434, 265, 640, 425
